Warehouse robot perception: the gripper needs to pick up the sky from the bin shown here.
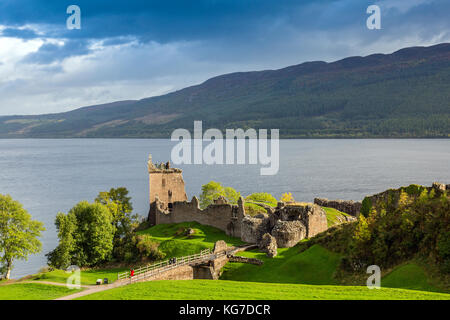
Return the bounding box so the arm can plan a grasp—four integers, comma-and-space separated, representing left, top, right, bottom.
0, 0, 449, 115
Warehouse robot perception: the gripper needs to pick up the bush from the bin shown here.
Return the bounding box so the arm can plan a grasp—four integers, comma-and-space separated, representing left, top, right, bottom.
135, 235, 166, 261
360, 197, 372, 217
437, 231, 450, 272
280, 192, 294, 203
113, 234, 165, 263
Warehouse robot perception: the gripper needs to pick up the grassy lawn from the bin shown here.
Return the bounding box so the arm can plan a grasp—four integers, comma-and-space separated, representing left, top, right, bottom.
78, 279, 450, 300
137, 221, 244, 258
321, 207, 353, 227
382, 263, 441, 292
0, 282, 82, 300
221, 244, 342, 285
30, 268, 127, 285
27, 222, 242, 286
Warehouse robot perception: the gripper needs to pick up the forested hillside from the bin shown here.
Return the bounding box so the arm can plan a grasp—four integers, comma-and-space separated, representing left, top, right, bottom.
1, 43, 449, 138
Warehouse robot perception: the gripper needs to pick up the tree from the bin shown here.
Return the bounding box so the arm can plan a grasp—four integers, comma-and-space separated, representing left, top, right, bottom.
280, 192, 294, 203
245, 193, 278, 216
47, 201, 115, 269
245, 193, 278, 207
95, 187, 139, 240
199, 181, 241, 209
0, 194, 45, 279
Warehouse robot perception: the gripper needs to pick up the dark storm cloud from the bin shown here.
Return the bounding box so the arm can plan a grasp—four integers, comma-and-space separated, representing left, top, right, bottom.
21, 39, 91, 64
1, 27, 40, 39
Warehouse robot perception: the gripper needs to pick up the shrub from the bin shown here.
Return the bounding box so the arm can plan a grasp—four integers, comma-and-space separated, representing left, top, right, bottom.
280, 192, 294, 203
135, 235, 166, 261
360, 197, 372, 217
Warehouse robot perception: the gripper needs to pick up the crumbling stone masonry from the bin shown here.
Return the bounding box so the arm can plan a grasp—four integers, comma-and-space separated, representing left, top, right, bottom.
314, 198, 362, 217
147, 156, 329, 248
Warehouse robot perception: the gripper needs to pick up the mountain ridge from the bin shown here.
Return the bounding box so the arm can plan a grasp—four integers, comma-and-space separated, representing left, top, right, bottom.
1, 43, 449, 138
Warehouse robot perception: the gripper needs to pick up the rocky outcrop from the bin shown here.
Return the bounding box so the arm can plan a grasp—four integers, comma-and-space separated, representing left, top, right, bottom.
314, 198, 362, 217
432, 182, 447, 193
271, 220, 306, 248
335, 215, 357, 224
258, 233, 278, 258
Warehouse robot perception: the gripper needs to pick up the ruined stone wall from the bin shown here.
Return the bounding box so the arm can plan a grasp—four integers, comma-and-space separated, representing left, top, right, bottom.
305, 206, 329, 237
314, 198, 362, 217
133, 265, 194, 282
240, 203, 328, 246
154, 196, 245, 238
276, 203, 328, 238
241, 216, 271, 243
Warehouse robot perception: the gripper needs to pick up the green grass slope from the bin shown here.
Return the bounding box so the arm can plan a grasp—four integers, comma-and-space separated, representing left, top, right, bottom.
321, 207, 353, 227
382, 263, 440, 292
137, 221, 244, 258
78, 279, 450, 300
221, 244, 341, 285
0, 283, 82, 300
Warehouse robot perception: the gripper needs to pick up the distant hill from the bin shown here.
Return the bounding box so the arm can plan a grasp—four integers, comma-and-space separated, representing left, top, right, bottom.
1, 43, 449, 138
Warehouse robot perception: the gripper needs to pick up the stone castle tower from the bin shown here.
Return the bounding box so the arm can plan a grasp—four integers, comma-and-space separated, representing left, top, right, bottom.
147, 154, 187, 225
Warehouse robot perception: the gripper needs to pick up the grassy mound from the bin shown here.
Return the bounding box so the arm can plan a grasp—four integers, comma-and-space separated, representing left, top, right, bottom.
221, 244, 341, 285
78, 279, 450, 300
137, 221, 244, 258
0, 283, 82, 300
321, 207, 353, 227
382, 263, 440, 292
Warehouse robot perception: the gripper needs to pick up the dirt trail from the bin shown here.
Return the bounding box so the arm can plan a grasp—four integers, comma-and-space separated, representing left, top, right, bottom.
54, 279, 129, 300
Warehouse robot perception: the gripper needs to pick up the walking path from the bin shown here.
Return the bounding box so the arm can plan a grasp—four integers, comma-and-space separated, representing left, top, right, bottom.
54, 279, 128, 300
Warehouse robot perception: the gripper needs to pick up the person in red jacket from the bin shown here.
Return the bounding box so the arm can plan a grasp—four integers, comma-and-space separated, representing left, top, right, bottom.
130, 269, 135, 277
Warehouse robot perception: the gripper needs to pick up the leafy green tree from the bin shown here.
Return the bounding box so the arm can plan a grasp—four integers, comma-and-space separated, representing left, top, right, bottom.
224, 187, 240, 205
0, 194, 45, 279
46, 212, 76, 269
199, 181, 241, 209
47, 201, 115, 269
244, 193, 278, 216
95, 187, 139, 241
245, 193, 278, 207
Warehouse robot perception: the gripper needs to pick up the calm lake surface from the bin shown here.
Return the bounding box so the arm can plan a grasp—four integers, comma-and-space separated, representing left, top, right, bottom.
1, 139, 449, 278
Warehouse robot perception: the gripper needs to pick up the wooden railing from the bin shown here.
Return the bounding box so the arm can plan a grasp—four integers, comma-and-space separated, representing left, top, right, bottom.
117, 248, 221, 283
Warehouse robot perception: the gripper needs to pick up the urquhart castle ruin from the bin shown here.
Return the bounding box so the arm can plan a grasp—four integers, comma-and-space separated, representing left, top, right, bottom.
147, 155, 449, 253
147, 155, 331, 251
